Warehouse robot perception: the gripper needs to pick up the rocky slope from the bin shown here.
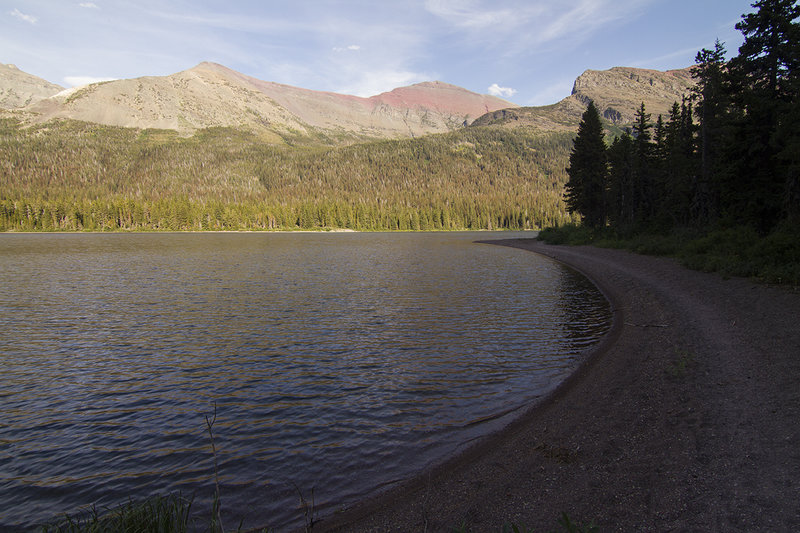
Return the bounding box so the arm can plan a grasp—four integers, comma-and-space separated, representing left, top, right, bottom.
4, 62, 695, 140
0, 63, 63, 109
19, 62, 515, 140
472, 66, 694, 131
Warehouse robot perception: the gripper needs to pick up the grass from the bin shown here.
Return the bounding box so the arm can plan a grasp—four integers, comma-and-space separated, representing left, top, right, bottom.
40, 494, 194, 533
40, 403, 272, 533
537, 222, 800, 286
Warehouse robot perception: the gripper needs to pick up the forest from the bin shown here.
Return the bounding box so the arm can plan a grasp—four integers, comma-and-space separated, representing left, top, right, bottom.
0, 118, 576, 232
557, 0, 799, 283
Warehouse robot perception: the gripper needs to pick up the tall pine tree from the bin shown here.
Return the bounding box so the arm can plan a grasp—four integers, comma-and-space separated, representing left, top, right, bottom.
565, 101, 607, 228
607, 130, 635, 229
631, 102, 654, 223
692, 40, 729, 224
728, 0, 800, 230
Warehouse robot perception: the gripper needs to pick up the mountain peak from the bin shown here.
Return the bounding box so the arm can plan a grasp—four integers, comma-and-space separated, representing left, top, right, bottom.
570, 66, 694, 124
370, 80, 515, 118
189, 61, 234, 73
9, 62, 513, 139
472, 65, 694, 131
0, 63, 64, 109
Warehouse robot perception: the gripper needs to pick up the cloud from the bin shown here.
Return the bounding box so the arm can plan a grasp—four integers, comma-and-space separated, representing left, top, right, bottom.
536, 0, 628, 44
487, 83, 516, 98
10, 8, 37, 24
629, 45, 707, 69
333, 44, 361, 52
337, 69, 430, 97
64, 75, 117, 87
79, 2, 99, 8
424, 0, 522, 29
425, 0, 652, 52
526, 79, 574, 106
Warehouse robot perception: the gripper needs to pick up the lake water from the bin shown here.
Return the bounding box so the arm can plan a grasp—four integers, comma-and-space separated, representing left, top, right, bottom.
0, 232, 610, 531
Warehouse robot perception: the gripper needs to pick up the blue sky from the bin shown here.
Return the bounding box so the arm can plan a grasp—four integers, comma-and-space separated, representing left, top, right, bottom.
2, 0, 756, 105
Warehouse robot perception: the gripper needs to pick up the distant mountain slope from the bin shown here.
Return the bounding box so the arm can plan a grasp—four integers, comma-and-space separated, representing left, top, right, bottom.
22, 62, 515, 140
472, 66, 694, 131
0, 63, 63, 109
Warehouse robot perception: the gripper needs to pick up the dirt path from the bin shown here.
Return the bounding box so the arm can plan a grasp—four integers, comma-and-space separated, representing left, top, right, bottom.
316, 239, 800, 532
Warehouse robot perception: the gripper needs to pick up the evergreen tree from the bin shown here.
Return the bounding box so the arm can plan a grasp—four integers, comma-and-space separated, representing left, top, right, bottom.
691, 40, 729, 224
565, 101, 608, 228
607, 130, 635, 229
665, 100, 699, 226
728, 0, 800, 230
631, 102, 654, 222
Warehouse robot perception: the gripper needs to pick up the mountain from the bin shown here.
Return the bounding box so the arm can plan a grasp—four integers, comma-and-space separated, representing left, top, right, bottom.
7, 62, 694, 141
0, 63, 64, 109
21, 62, 516, 140
1, 62, 694, 234
471, 66, 695, 131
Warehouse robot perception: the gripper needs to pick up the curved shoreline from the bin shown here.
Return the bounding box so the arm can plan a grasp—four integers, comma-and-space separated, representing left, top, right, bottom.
316, 239, 800, 532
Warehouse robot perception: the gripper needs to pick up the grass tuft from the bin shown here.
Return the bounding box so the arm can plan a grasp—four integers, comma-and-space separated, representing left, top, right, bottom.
40, 493, 193, 533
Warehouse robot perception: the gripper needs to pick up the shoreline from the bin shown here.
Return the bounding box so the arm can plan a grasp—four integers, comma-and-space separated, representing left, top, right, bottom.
315, 239, 800, 531
0, 228, 536, 235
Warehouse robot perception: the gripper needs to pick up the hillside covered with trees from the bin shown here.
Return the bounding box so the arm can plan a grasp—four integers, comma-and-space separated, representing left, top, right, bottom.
0, 119, 575, 231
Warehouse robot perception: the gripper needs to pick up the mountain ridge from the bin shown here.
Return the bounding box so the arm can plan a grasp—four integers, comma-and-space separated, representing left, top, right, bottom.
0, 63, 64, 109
471, 66, 694, 132
2, 62, 696, 142
14, 61, 515, 140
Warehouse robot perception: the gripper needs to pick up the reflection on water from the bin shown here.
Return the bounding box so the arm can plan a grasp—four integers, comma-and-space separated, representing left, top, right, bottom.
0, 232, 610, 530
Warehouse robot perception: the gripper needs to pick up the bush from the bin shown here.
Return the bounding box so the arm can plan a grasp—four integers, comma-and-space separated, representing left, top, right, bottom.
537, 224, 596, 245
538, 222, 800, 286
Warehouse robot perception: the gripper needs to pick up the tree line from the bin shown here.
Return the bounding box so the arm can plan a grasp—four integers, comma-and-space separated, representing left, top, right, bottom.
565, 0, 799, 236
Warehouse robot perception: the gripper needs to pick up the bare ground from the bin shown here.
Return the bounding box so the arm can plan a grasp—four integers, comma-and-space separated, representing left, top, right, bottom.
316, 239, 800, 532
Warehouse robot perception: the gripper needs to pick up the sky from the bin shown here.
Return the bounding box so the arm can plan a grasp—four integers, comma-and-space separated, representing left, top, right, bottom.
2, 0, 757, 106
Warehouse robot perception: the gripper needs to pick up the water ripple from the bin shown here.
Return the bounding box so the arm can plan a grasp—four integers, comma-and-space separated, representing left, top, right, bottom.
0, 232, 610, 530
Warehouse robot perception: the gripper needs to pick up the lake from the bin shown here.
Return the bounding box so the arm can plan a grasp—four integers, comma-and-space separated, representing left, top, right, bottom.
0, 231, 611, 530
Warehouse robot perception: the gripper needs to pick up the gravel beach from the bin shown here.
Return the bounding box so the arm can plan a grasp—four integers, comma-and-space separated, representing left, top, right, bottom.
316, 239, 800, 532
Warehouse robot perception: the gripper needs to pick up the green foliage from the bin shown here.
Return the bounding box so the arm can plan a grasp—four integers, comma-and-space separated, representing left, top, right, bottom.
537, 224, 597, 245
546, 3, 800, 285
594, 227, 693, 256
540, 223, 800, 285
40, 494, 193, 533
502, 522, 535, 533
555, 512, 598, 533
680, 223, 800, 284
1, 119, 578, 232
565, 101, 607, 228
720, 0, 800, 231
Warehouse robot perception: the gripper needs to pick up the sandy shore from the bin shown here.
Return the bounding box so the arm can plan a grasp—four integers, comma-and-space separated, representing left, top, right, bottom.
316, 238, 800, 532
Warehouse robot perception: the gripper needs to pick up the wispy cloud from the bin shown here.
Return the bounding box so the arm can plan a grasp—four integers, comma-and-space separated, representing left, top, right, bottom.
333, 44, 361, 52
527, 79, 575, 106
426, 0, 652, 51
424, 0, 525, 29
79, 2, 99, 8
337, 69, 430, 97
629, 45, 706, 69
64, 75, 117, 87
527, 0, 652, 49
10, 8, 38, 24
145, 8, 307, 34
487, 83, 516, 98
